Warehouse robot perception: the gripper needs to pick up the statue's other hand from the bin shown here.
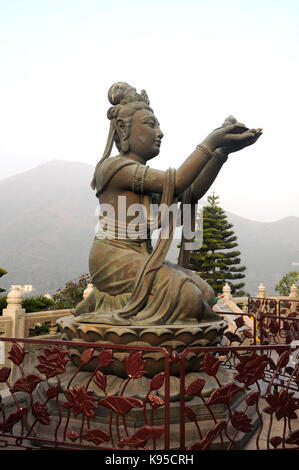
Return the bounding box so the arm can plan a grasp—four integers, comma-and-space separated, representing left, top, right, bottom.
203, 118, 262, 153
222, 127, 263, 154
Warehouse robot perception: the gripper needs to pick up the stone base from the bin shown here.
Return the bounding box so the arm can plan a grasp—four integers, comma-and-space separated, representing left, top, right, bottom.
57, 315, 227, 377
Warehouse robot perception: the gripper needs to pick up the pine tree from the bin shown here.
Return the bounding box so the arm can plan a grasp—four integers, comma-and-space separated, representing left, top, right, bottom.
190, 193, 246, 296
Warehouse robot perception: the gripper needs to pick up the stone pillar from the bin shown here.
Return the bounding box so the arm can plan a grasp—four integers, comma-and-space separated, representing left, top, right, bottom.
2, 285, 26, 338
222, 283, 232, 301
257, 283, 266, 298
289, 283, 299, 299
2, 285, 26, 383
83, 283, 94, 299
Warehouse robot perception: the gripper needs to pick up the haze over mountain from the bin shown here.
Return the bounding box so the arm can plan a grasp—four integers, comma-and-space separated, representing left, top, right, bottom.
0, 160, 298, 296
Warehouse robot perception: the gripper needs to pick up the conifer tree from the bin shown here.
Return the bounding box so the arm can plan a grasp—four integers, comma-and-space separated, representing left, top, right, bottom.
190, 193, 246, 295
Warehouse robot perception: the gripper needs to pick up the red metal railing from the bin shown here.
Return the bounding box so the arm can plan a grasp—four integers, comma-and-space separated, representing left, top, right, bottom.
179, 344, 299, 450
0, 337, 171, 450
0, 336, 298, 451
248, 298, 299, 345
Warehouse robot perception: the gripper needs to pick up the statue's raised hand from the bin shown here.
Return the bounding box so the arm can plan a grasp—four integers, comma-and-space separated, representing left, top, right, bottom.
203, 116, 262, 154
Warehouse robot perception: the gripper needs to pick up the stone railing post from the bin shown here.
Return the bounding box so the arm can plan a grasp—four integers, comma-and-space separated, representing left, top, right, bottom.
289, 283, 298, 299
222, 283, 232, 301
2, 285, 26, 337
83, 283, 93, 299
2, 285, 26, 382
257, 283, 266, 298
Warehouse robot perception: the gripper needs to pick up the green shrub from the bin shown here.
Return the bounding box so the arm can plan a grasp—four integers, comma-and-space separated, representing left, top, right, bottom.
22, 296, 55, 312
29, 322, 50, 337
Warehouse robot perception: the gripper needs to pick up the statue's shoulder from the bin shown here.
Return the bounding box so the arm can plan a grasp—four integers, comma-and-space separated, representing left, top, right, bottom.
95, 156, 137, 195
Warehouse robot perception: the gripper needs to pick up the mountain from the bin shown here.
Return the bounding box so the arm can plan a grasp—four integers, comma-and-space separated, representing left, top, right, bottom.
0, 160, 298, 296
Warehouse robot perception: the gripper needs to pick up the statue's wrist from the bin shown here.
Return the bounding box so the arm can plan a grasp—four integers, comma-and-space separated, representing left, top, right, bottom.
196, 142, 215, 159
213, 148, 228, 163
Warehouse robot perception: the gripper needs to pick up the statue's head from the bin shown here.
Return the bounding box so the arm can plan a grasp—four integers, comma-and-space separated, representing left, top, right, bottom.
91, 82, 163, 189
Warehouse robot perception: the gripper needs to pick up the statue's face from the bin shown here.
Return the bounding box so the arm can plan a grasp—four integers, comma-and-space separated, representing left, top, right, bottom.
128, 109, 163, 160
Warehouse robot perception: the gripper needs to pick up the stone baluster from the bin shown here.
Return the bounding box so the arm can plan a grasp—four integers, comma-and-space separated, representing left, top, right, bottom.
257, 283, 266, 298
2, 285, 26, 382
289, 283, 298, 299
222, 283, 232, 301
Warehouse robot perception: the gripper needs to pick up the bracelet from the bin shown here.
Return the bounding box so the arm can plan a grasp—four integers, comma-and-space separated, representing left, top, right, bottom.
196, 143, 214, 159
213, 148, 228, 163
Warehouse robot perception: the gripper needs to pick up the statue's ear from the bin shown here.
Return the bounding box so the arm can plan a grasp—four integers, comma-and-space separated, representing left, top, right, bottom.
115, 119, 127, 139
115, 118, 130, 153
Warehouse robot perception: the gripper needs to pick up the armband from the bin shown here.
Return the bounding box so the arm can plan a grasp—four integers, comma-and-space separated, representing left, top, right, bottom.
132, 165, 149, 194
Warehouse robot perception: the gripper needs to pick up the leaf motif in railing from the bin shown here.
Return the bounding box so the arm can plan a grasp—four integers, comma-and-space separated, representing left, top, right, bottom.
186, 378, 205, 396
225, 332, 242, 344
47, 385, 60, 399
32, 402, 51, 425
270, 436, 283, 448
150, 372, 165, 391
81, 429, 110, 446
246, 391, 259, 406
282, 321, 291, 331
187, 420, 227, 450
207, 384, 243, 406
67, 431, 80, 442
80, 348, 94, 366
201, 352, 221, 376
124, 351, 146, 379
235, 316, 245, 329
286, 429, 299, 446
185, 406, 197, 422
97, 349, 113, 368
118, 425, 164, 449
0, 407, 28, 433
242, 329, 254, 339
147, 394, 164, 409
94, 370, 106, 393
0, 367, 11, 382
98, 396, 143, 415
277, 351, 290, 370
37, 345, 69, 378
63, 386, 98, 418
231, 411, 253, 433
8, 343, 27, 365
285, 334, 293, 344
10, 374, 45, 394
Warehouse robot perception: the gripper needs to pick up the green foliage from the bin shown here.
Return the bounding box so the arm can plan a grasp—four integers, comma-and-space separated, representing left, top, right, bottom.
0, 267, 7, 294
22, 296, 55, 312
29, 322, 50, 337
275, 271, 299, 296
190, 193, 246, 296
51, 273, 90, 309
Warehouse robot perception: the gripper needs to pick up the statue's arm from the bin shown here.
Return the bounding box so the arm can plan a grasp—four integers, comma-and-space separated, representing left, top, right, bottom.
109, 121, 262, 196
109, 145, 215, 196
190, 149, 228, 203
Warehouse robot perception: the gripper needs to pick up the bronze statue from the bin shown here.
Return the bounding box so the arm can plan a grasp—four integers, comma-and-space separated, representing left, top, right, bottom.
73, 82, 262, 326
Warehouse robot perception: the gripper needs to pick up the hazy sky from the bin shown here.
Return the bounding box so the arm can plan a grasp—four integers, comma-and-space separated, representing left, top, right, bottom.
1, 0, 298, 222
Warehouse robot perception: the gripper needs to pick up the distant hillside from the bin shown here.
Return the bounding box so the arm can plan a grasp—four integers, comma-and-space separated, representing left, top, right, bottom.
0, 160, 298, 296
